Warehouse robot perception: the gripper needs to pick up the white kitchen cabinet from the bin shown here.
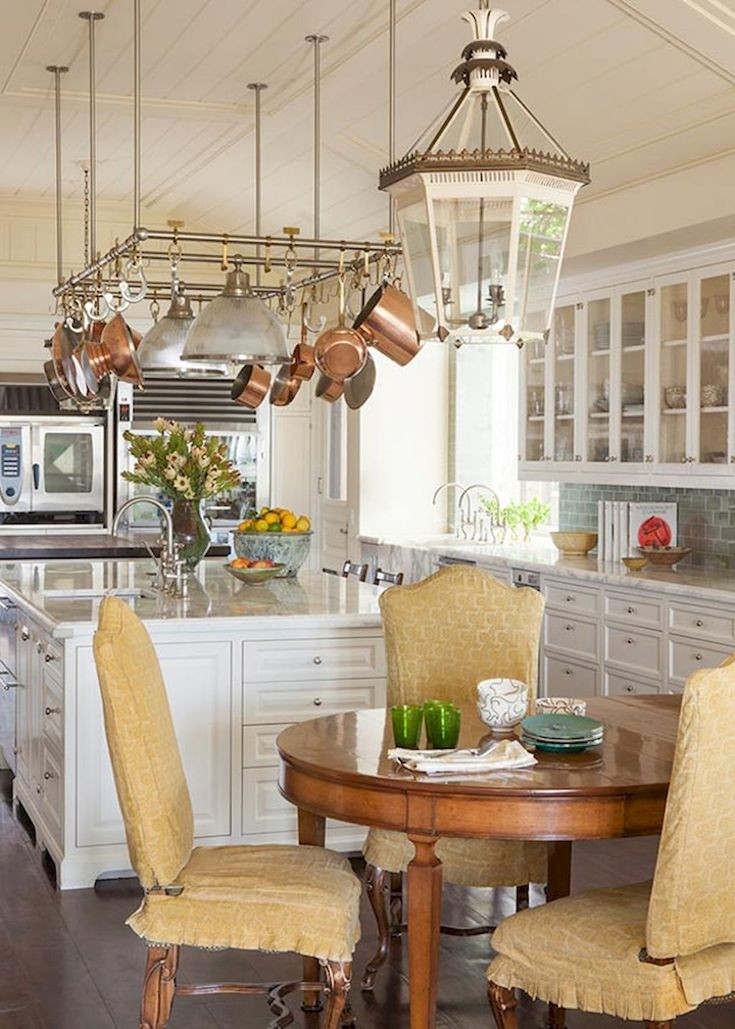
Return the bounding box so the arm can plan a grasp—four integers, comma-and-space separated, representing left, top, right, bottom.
75, 640, 234, 848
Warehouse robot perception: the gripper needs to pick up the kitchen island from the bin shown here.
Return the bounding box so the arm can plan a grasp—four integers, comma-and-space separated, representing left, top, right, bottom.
0, 561, 385, 888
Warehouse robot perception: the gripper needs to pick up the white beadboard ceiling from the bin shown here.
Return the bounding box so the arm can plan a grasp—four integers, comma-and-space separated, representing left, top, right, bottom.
0, 0, 734, 245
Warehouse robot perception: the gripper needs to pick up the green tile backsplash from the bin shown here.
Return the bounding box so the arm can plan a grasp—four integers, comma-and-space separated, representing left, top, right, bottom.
558, 483, 735, 567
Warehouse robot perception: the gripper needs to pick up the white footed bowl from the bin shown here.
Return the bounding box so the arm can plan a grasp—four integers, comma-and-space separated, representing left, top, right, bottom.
476, 678, 529, 733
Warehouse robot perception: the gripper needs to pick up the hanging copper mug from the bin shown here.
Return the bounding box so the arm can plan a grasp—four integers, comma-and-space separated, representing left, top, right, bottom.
354, 282, 427, 366
314, 273, 368, 383
231, 364, 271, 408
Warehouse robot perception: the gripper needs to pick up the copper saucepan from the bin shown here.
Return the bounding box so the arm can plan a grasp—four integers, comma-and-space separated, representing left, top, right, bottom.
231, 364, 271, 408
101, 313, 144, 386
354, 282, 428, 366
291, 304, 316, 382
314, 373, 344, 404
314, 275, 368, 383
270, 363, 301, 407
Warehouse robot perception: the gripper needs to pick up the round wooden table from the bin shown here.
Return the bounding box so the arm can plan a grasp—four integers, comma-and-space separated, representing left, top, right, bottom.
278, 694, 680, 1029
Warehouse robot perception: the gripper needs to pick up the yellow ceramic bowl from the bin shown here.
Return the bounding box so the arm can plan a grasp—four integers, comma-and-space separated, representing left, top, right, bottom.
622, 556, 649, 572
550, 531, 598, 557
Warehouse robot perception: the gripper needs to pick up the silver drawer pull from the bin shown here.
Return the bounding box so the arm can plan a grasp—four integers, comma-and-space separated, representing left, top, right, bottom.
695, 619, 704, 628
626, 637, 635, 645
625, 685, 635, 693
563, 668, 573, 677
20, 628, 30, 641
313, 656, 322, 665
36, 641, 45, 654
694, 652, 703, 662
45, 706, 60, 716
564, 624, 574, 632
627, 606, 635, 614
43, 771, 53, 780
565, 595, 575, 603
313, 697, 323, 706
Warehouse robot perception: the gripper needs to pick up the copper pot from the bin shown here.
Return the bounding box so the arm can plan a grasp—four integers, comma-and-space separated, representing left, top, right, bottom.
44, 360, 73, 403
231, 364, 271, 408
354, 283, 426, 366
84, 340, 115, 380
269, 364, 301, 407
314, 274, 368, 383
290, 304, 316, 382
51, 323, 83, 398
315, 373, 344, 403
101, 313, 144, 386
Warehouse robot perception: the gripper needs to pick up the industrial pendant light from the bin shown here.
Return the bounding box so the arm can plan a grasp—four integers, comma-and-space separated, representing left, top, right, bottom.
380, 4, 590, 348
139, 286, 227, 376
181, 257, 290, 366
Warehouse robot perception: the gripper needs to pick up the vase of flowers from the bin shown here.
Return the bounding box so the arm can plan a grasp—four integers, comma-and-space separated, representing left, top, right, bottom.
122, 419, 241, 570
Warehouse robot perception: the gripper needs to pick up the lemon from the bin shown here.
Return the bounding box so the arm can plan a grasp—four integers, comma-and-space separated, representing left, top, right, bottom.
259, 506, 269, 516
295, 516, 311, 532
254, 519, 269, 532
264, 511, 280, 526
282, 513, 297, 529
238, 518, 253, 532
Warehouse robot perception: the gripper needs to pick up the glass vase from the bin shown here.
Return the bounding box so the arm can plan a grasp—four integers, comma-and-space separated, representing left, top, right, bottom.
171, 497, 211, 571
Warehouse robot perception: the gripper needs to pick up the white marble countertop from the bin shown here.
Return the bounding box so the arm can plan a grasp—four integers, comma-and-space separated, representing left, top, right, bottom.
0, 561, 383, 637
362, 533, 735, 604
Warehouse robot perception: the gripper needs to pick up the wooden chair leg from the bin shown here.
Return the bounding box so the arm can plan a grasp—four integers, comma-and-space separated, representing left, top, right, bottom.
487, 982, 518, 1029
321, 960, 352, 1029
361, 865, 390, 991
516, 883, 529, 911
644, 1023, 674, 1029
549, 1002, 566, 1028
389, 870, 403, 926
139, 945, 179, 1029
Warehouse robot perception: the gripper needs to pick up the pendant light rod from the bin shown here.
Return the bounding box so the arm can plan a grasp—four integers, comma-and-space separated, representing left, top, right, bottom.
133, 0, 141, 229
79, 11, 104, 263
247, 82, 267, 286
47, 65, 69, 287
305, 33, 328, 261
388, 0, 396, 235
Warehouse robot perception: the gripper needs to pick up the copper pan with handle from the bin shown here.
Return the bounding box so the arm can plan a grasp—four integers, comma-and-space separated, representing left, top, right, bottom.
290, 304, 316, 382
231, 364, 271, 408
314, 272, 368, 383
314, 373, 344, 404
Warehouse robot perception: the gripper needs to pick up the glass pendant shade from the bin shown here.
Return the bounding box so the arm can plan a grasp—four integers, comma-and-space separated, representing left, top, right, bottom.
138, 292, 224, 376
181, 265, 290, 366
380, 7, 590, 347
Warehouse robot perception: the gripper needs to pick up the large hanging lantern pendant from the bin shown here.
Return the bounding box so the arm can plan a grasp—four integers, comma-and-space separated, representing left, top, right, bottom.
380, 6, 590, 347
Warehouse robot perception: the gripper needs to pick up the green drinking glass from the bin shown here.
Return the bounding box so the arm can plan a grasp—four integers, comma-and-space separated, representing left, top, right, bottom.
391, 705, 424, 749
423, 699, 449, 748
424, 703, 461, 750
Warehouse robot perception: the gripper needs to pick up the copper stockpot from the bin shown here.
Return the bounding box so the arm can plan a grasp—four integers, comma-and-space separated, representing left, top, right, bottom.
315, 373, 344, 404
354, 283, 427, 366
269, 364, 301, 407
231, 364, 271, 408
101, 313, 144, 386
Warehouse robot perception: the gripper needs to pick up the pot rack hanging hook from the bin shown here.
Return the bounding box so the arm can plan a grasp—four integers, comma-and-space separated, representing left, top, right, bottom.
302, 288, 326, 335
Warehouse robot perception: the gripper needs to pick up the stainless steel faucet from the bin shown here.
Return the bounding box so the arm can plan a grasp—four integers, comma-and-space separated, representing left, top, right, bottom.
456, 483, 503, 542
432, 481, 467, 537
112, 497, 187, 598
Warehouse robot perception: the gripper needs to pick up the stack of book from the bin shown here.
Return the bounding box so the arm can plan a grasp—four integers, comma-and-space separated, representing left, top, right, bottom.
597, 501, 677, 562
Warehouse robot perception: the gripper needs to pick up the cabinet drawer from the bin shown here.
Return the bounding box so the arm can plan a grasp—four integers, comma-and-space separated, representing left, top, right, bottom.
668, 639, 732, 686
42, 675, 63, 750
543, 654, 598, 697
544, 612, 598, 659
242, 767, 297, 835
605, 593, 663, 629
244, 677, 385, 725
243, 637, 385, 683
242, 723, 290, 768
604, 625, 661, 675
668, 603, 735, 645
39, 741, 63, 844
544, 582, 599, 615
604, 671, 659, 698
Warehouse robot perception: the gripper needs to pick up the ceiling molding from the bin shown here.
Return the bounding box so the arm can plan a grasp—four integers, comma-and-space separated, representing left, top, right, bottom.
679, 0, 735, 37
605, 0, 735, 84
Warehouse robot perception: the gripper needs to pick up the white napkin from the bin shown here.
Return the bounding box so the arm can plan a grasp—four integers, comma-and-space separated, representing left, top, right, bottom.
388, 738, 537, 775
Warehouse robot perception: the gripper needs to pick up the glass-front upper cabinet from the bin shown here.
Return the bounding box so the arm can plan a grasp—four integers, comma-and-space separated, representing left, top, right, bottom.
522, 337, 547, 464
619, 289, 646, 464
657, 277, 689, 465
552, 304, 576, 462
697, 272, 730, 467
586, 296, 612, 462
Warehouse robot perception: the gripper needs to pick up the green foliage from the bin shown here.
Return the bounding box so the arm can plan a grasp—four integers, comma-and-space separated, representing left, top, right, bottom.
480, 495, 551, 538
121, 418, 241, 501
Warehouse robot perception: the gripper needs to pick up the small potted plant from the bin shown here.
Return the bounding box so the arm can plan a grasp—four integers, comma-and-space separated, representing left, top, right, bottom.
122, 418, 241, 569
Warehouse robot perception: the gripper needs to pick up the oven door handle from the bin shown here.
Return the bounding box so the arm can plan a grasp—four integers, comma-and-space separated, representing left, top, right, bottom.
32, 463, 40, 490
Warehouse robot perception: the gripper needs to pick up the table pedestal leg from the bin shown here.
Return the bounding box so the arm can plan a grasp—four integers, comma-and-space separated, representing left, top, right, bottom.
546, 841, 572, 1029
407, 834, 442, 1029
298, 808, 326, 1012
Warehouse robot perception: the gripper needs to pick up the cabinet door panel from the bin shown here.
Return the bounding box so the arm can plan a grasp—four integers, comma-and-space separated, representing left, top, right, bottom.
543, 654, 597, 697
76, 640, 233, 848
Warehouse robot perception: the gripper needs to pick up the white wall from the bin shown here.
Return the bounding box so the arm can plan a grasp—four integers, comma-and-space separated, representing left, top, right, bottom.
358, 341, 448, 538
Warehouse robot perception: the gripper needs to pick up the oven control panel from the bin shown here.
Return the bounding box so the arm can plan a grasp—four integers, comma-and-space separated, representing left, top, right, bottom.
0, 427, 23, 505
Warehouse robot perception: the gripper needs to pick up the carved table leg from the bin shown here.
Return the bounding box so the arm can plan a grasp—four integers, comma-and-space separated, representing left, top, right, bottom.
299, 807, 326, 1013
139, 945, 179, 1029
546, 841, 572, 902
321, 960, 352, 1029
361, 865, 390, 991
487, 982, 518, 1029
406, 834, 442, 1029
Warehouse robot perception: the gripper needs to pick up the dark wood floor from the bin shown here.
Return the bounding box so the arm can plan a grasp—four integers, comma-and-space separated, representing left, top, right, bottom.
0, 773, 731, 1029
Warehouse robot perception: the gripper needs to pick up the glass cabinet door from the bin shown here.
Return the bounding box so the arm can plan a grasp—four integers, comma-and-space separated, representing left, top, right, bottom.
552, 305, 575, 461
523, 338, 547, 463
586, 297, 611, 462
619, 290, 646, 463
698, 272, 730, 466
658, 280, 689, 465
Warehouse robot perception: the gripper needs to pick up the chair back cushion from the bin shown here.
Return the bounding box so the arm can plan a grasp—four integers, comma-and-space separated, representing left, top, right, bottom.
93, 596, 194, 889
378, 564, 544, 706
647, 658, 735, 958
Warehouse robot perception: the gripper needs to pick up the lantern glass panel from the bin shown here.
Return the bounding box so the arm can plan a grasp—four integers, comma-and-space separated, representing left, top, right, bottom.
397, 198, 438, 327
513, 197, 570, 339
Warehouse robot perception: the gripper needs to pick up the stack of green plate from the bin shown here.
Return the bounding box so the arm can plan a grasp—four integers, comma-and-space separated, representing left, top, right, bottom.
521, 713, 604, 753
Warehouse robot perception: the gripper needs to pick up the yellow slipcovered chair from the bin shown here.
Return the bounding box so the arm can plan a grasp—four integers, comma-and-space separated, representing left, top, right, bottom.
361, 564, 546, 990
486, 657, 735, 1029
93, 597, 360, 1029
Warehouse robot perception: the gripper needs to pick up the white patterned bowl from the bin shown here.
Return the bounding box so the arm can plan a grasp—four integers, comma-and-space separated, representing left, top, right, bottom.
476, 678, 529, 733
